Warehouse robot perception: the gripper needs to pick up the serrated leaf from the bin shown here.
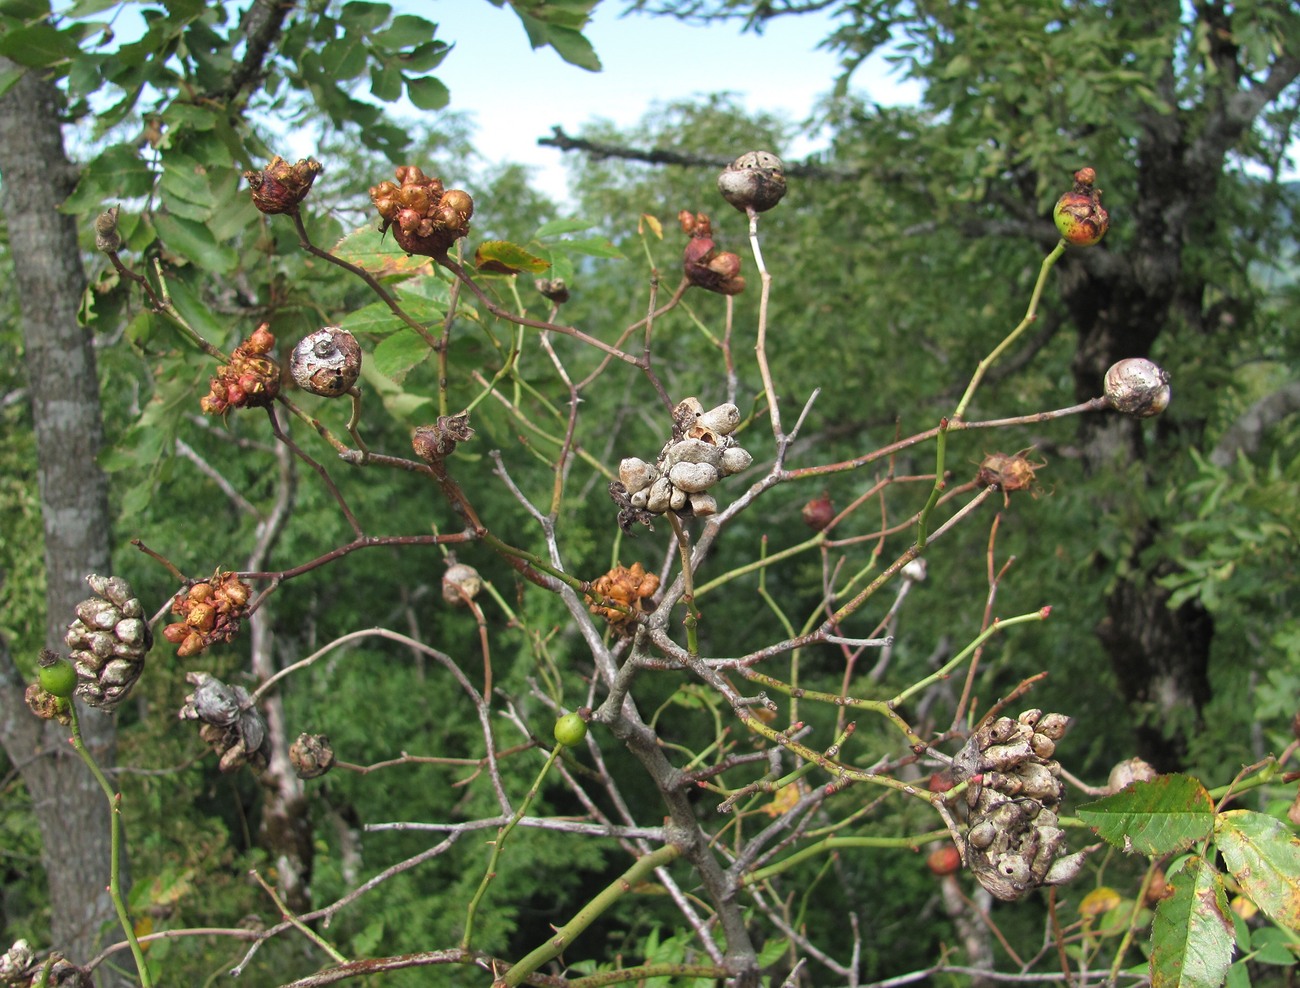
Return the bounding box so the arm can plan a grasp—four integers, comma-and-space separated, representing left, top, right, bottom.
1215, 810, 1300, 932
405, 73, 449, 110
371, 329, 433, 384
474, 240, 550, 275
1078, 774, 1215, 855
1151, 856, 1234, 988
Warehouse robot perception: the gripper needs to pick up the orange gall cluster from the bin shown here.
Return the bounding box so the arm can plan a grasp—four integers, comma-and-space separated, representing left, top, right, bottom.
588, 563, 660, 627
244, 155, 322, 215
680, 211, 745, 296
369, 165, 473, 257
162, 571, 252, 658
200, 324, 281, 415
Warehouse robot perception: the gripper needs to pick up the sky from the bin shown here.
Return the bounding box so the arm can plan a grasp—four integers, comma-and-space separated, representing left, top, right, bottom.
427, 3, 920, 202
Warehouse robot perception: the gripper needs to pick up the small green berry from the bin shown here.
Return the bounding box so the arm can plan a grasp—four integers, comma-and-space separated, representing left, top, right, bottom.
553, 712, 588, 747
38, 657, 78, 699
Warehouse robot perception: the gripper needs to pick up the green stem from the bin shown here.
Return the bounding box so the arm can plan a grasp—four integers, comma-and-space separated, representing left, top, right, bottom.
743, 829, 950, 886
917, 240, 1066, 545
567, 962, 729, 986
68, 707, 152, 987
889, 606, 1051, 708
496, 843, 683, 987
461, 743, 565, 950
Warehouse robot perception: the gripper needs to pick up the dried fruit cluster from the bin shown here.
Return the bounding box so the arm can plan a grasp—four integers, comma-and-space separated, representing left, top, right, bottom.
369, 165, 473, 257
200, 324, 281, 414
680, 212, 745, 296
179, 671, 269, 773
611, 397, 753, 531
976, 449, 1046, 501
588, 562, 660, 627
162, 571, 252, 658
951, 709, 1088, 901
62, 574, 152, 711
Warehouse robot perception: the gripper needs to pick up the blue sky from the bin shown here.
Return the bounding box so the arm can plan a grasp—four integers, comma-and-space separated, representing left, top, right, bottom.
429, 3, 920, 201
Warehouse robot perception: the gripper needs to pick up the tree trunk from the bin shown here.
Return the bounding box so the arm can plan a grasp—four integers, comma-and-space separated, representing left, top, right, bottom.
0, 58, 130, 983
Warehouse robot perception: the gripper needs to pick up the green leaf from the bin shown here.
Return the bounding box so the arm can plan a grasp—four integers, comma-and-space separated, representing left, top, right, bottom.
1077, 774, 1215, 856
369, 61, 402, 102
1249, 926, 1300, 965
542, 24, 601, 72
1215, 810, 1300, 932
535, 217, 593, 238
0, 22, 81, 68
1150, 856, 1234, 988
371, 329, 434, 384
339, 0, 390, 31
152, 212, 238, 274
405, 73, 449, 110
331, 224, 432, 277
371, 13, 436, 48
339, 299, 443, 337
558, 235, 624, 259
0, 61, 23, 99
59, 143, 156, 214
397, 40, 450, 73
473, 240, 550, 275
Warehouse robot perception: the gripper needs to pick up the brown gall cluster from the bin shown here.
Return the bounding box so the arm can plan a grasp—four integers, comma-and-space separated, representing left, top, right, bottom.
976, 449, 1046, 504
0, 939, 91, 988
162, 571, 252, 658
680, 211, 745, 296
611, 397, 753, 533
588, 562, 661, 628
412, 412, 475, 463
179, 671, 269, 774
950, 709, 1089, 901
200, 324, 281, 415
63, 575, 152, 711
369, 165, 473, 257
244, 155, 322, 215
1053, 167, 1110, 247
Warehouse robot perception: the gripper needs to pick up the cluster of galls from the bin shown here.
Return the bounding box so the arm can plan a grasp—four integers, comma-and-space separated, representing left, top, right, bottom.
680, 211, 745, 296
244, 155, 322, 215
950, 708, 1088, 901
290, 732, 335, 779
161, 571, 252, 658
38, 575, 151, 713
200, 324, 280, 414
0, 940, 89, 988
411, 412, 475, 464
369, 165, 473, 257
976, 449, 1046, 504
179, 671, 269, 773
588, 562, 660, 628
610, 398, 753, 532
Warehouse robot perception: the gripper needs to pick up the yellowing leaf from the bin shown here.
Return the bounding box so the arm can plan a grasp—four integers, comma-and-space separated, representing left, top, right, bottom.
640, 213, 664, 239
473, 240, 550, 275
762, 782, 804, 817
1080, 886, 1123, 918
1215, 810, 1300, 932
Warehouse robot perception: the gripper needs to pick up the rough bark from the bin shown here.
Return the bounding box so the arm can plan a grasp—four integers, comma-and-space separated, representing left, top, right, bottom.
0, 58, 129, 983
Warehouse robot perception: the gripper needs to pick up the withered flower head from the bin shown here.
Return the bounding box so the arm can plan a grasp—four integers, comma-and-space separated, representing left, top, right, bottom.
679, 210, 745, 296
369, 165, 473, 257
200, 325, 282, 415
412, 413, 475, 463
976, 450, 1046, 504
245, 155, 323, 215
588, 562, 660, 628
